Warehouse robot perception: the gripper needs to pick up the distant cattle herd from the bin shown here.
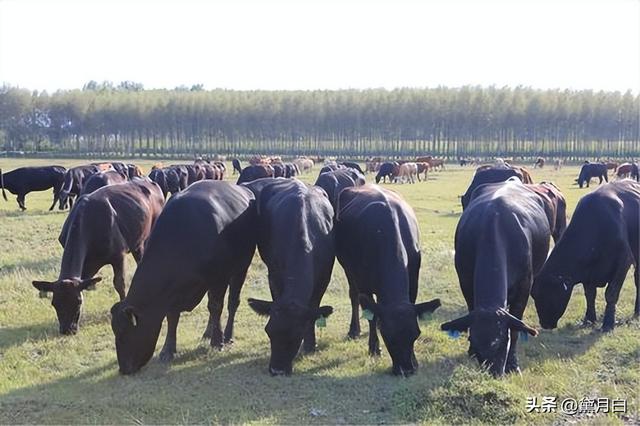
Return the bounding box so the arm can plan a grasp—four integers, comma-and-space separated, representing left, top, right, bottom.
0, 155, 638, 377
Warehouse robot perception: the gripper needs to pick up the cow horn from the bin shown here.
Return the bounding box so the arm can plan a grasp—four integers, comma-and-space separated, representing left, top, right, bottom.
0, 169, 7, 201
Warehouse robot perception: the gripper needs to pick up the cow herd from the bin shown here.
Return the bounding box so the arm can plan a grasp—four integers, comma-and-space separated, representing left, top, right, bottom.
1, 157, 639, 379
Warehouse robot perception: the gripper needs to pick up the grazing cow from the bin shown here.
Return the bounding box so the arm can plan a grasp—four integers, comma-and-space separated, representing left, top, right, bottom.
533, 157, 545, 169
577, 163, 608, 188
340, 161, 364, 174
284, 163, 299, 178
525, 182, 567, 243
335, 185, 440, 376
232, 159, 242, 175
461, 168, 522, 210
244, 179, 335, 376
314, 168, 365, 210
605, 162, 619, 173
554, 159, 563, 171
110, 181, 258, 374
149, 166, 188, 198
237, 164, 275, 184
293, 158, 314, 173
80, 170, 128, 196
427, 158, 446, 170
375, 162, 399, 184
397, 162, 418, 184
416, 162, 429, 181
33, 178, 164, 335
59, 165, 101, 209
441, 180, 548, 376
615, 163, 634, 179
531, 180, 640, 332
631, 163, 640, 182
126, 164, 144, 179
0, 166, 66, 211
272, 163, 285, 178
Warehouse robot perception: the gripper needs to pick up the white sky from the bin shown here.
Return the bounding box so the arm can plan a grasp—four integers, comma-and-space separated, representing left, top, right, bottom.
0, 0, 638, 92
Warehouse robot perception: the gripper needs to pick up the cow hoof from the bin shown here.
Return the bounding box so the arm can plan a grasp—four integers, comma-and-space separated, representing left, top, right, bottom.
601, 324, 615, 333
581, 318, 596, 327
159, 350, 175, 363
223, 337, 234, 345
347, 331, 360, 340
369, 349, 382, 357
210, 342, 224, 351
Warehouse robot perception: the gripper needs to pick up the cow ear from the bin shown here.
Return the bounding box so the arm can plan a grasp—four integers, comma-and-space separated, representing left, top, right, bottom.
315, 305, 334, 320
78, 276, 102, 291
506, 313, 538, 336
415, 299, 441, 318
358, 294, 380, 316
32, 280, 56, 293
440, 314, 472, 333
248, 298, 272, 316
123, 305, 138, 327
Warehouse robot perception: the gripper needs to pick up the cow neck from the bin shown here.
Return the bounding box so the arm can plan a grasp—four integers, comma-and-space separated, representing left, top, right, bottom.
472, 213, 509, 311
58, 225, 88, 281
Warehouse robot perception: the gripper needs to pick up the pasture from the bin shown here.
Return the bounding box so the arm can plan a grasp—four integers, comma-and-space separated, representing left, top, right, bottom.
0, 158, 638, 425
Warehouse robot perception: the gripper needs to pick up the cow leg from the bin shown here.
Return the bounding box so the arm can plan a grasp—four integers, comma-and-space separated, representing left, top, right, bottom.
602, 263, 631, 332
48, 192, 59, 211
368, 316, 381, 356
17, 194, 26, 211
583, 284, 597, 325
131, 247, 144, 264
347, 283, 361, 339
604, 173, 609, 183
204, 287, 227, 349
223, 270, 247, 344
111, 257, 126, 300
302, 322, 317, 354
634, 266, 639, 318
159, 312, 180, 362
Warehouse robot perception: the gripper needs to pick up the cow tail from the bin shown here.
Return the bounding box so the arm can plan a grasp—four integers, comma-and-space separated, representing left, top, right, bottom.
0, 169, 6, 201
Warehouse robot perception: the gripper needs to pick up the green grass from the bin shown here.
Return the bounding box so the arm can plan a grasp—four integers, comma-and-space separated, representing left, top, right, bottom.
0, 158, 638, 424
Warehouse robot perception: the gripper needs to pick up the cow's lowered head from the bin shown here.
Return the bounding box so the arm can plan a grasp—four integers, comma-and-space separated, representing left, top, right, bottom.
32, 277, 102, 335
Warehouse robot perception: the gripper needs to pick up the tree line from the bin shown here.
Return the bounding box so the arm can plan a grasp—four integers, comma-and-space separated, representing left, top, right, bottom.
0, 82, 638, 159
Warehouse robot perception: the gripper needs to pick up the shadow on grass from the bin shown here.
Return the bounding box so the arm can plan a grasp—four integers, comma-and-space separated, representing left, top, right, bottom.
0, 310, 111, 352
0, 337, 467, 424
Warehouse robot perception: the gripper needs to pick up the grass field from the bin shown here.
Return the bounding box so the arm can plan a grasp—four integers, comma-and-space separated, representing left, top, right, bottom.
0, 158, 638, 425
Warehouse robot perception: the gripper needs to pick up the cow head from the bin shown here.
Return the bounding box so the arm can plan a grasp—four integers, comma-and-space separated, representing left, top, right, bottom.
360, 294, 441, 377
248, 298, 333, 376
531, 273, 574, 329
32, 277, 102, 334
440, 308, 537, 377
110, 301, 163, 375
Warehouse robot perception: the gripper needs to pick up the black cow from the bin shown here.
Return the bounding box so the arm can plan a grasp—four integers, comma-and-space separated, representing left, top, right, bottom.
577, 162, 608, 188
461, 168, 522, 210
441, 180, 547, 376
630, 163, 639, 182
80, 170, 128, 195
340, 161, 364, 174
59, 165, 101, 209
375, 162, 399, 184
33, 178, 164, 335
0, 166, 66, 211
232, 159, 242, 175
110, 181, 258, 374
335, 185, 440, 376
245, 179, 335, 375
237, 164, 274, 184
319, 164, 342, 175
532, 180, 640, 332
272, 163, 285, 178
314, 168, 365, 210
284, 163, 299, 178
149, 166, 188, 199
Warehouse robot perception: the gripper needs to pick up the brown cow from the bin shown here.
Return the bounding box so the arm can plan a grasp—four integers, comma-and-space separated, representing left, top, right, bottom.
416, 156, 433, 163
32, 178, 165, 335
427, 158, 446, 171
524, 182, 567, 242
417, 162, 429, 181
605, 162, 619, 172
533, 157, 545, 169
616, 163, 634, 178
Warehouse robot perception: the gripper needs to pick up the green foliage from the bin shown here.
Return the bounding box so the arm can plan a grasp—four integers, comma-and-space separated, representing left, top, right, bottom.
0, 85, 638, 158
